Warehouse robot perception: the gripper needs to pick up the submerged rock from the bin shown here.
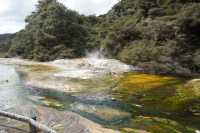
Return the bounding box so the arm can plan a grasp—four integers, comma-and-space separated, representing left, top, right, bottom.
70, 102, 131, 123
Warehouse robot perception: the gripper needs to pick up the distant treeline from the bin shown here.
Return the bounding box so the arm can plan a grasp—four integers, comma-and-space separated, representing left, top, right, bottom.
1, 0, 200, 76
0, 34, 15, 55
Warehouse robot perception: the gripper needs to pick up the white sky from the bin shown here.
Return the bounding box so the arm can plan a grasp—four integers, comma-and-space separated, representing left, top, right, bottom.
0, 0, 118, 34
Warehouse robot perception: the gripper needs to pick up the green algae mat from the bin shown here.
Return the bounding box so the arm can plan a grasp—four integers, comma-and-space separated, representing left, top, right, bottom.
112, 73, 200, 133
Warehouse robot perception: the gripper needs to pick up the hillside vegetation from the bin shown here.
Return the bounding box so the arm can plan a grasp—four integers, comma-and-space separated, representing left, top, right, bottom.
1, 0, 200, 76
92, 0, 200, 76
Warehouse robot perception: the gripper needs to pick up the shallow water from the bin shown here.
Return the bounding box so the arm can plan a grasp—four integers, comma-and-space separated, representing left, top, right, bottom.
0, 63, 199, 133
0, 65, 30, 111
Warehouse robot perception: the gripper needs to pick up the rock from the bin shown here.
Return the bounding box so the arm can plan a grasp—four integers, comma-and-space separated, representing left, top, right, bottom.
71, 103, 131, 123
36, 107, 120, 133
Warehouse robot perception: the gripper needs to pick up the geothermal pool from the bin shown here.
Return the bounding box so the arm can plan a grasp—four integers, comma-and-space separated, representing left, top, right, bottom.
0, 58, 199, 133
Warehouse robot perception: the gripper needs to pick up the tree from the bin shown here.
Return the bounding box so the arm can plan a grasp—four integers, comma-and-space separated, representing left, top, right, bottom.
9, 0, 88, 61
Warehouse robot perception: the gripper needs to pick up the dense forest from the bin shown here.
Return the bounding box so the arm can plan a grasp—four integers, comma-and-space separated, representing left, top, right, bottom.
0, 0, 200, 76
0, 34, 15, 56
